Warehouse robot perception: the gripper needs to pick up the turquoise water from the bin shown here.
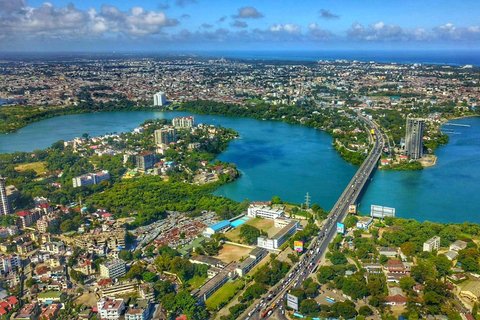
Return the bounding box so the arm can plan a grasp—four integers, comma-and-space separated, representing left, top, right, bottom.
0, 111, 479, 223
359, 117, 480, 223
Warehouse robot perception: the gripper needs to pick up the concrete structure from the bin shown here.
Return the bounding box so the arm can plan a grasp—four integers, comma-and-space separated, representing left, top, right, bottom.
356, 216, 373, 230
0, 254, 21, 274
100, 259, 126, 279
172, 116, 195, 129
154, 128, 176, 146
247, 204, 284, 220
193, 263, 237, 303
97, 297, 125, 320
379, 247, 398, 258
235, 247, 267, 277
0, 177, 11, 215
135, 152, 155, 171
101, 281, 138, 297
203, 220, 230, 238
450, 240, 468, 252
153, 92, 167, 106
257, 220, 298, 250
423, 236, 441, 252
72, 170, 110, 188
405, 117, 425, 160
125, 304, 151, 320
460, 280, 480, 304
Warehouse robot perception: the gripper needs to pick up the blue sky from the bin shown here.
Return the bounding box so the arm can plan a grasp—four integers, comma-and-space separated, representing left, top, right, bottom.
1, 0, 479, 51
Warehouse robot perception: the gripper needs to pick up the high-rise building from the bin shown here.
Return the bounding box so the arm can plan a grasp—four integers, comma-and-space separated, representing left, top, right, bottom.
172, 116, 195, 129
0, 177, 12, 215
153, 92, 167, 106
405, 118, 425, 160
154, 128, 176, 146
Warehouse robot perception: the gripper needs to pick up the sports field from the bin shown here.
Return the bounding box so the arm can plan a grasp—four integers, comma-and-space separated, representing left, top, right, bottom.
215, 243, 251, 263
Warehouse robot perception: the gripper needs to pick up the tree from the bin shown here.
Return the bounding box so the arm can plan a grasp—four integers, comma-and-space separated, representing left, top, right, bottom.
142, 271, 158, 283
25, 277, 36, 288
331, 300, 358, 319
239, 224, 263, 245
399, 276, 416, 292
241, 283, 266, 301
330, 251, 347, 265
342, 275, 368, 300
299, 299, 320, 316
433, 255, 451, 279
118, 250, 133, 261
317, 266, 336, 284
271, 196, 282, 204
359, 305, 373, 316
344, 215, 358, 229
400, 242, 416, 257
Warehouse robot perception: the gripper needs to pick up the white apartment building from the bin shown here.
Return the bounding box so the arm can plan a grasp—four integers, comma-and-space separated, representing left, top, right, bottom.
423, 236, 441, 252
100, 259, 126, 279
97, 297, 125, 320
153, 92, 167, 106
0, 254, 20, 274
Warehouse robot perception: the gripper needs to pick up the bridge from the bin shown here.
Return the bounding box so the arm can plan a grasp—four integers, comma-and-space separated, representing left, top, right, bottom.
242, 113, 385, 320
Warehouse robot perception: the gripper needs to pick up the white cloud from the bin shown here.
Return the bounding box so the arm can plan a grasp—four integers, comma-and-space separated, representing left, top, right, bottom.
233, 6, 263, 19
0, 1, 178, 40
270, 23, 300, 34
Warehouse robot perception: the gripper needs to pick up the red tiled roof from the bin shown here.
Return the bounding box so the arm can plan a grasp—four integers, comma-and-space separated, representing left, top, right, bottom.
385, 294, 407, 304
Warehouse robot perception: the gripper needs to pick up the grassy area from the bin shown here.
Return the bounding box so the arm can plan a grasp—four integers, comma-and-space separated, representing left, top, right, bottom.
205, 279, 244, 311
14, 161, 47, 175
188, 274, 207, 289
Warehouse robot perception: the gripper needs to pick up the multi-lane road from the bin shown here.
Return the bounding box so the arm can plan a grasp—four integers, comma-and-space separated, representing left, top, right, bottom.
243, 113, 385, 320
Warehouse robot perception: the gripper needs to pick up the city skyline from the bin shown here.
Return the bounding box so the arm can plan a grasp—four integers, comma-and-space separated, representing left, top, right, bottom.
1, 0, 480, 51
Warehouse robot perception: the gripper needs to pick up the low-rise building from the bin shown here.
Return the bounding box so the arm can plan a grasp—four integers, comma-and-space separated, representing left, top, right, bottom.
203, 220, 230, 238
450, 240, 468, 252
72, 170, 110, 188
235, 247, 267, 277
257, 221, 298, 250
378, 247, 398, 258
247, 204, 284, 220
14, 302, 39, 320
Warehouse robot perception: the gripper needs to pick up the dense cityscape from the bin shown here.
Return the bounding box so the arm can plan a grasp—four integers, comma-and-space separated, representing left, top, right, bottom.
0, 0, 480, 319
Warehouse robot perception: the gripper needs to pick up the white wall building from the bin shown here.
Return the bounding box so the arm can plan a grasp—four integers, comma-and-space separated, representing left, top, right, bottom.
100, 259, 126, 279
423, 236, 441, 252
0, 254, 21, 274
247, 204, 284, 220
153, 92, 167, 106
97, 297, 125, 320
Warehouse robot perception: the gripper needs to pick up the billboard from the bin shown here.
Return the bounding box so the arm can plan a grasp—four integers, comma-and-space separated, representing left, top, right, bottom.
348, 204, 357, 214
294, 241, 304, 253
336, 222, 345, 234
286, 293, 299, 311
370, 205, 396, 219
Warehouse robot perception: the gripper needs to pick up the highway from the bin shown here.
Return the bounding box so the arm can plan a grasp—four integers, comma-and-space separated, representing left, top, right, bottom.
242, 113, 385, 320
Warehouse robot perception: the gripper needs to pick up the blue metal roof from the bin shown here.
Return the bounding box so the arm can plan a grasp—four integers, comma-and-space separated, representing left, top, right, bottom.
209, 220, 230, 231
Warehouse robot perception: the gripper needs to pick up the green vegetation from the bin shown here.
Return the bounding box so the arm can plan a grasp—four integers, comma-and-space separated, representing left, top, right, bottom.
381, 160, 423, 171
89, 176, 248, 224
239, 224, 265, 245
205, 280, 244, 311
